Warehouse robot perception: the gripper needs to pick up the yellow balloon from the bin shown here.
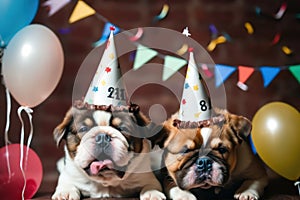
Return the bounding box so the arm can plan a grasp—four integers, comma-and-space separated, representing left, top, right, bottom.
251, 102, 300, 180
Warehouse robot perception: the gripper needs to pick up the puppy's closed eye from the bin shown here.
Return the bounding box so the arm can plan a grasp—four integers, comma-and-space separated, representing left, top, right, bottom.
78, 125, 89, 133
118, 125, 130, 133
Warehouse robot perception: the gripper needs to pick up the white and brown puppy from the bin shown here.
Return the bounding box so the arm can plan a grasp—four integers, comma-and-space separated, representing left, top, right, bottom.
51, 104, 166, 200
157, 109, 268, 200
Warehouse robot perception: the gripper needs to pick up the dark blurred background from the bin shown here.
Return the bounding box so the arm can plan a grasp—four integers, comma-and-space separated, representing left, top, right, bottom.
0, 0, 299, 198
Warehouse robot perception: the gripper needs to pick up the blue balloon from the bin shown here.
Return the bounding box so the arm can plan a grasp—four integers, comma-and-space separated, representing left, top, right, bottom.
0, 0, 39, 47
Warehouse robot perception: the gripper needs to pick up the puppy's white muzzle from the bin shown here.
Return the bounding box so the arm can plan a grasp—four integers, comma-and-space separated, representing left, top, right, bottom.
74, 126, 133, 170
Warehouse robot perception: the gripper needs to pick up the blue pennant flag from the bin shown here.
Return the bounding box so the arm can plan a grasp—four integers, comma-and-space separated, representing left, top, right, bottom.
93, 22, 120, 47
259, 66, 281, 87
215, 64, 237, 87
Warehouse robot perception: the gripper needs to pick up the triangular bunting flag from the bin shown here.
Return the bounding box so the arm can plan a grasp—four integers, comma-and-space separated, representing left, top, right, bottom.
93, 22, 120, 47
43, 0, 71, 16
260, 66, 281, 87
69, 0, 96, 23
289, 65, 300, 84
163, 56, 187, 81
238, 65, 254, 83
215, 64, 237, 87
133, 45, 158, 70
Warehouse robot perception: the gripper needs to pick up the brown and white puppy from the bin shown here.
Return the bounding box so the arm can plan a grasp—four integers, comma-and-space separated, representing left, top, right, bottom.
51, 104, 166, 200
157, 109, 268, 200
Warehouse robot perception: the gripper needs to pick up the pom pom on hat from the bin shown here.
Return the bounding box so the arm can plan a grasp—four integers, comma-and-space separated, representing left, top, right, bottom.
110, 26, 115, 31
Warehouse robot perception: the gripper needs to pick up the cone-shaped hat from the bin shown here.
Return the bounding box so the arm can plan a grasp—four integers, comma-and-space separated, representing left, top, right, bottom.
178, 49, 212, 122
84, 27, 127, 107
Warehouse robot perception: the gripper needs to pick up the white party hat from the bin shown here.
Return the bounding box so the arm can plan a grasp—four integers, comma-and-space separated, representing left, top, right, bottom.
84, 27, 127, 107
178, 49, 212, 122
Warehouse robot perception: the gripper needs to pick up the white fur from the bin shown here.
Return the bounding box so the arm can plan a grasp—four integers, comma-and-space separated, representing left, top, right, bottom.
52, 139, 166, 200
200, 127, 212, 148
169, 186, 197, 200
182, 165, 196, 189
74, 126, 132, 169
93, 110, 111, 126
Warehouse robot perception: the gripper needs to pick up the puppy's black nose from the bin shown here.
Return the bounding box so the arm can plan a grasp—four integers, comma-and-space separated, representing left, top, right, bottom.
95, 133, 111, 147
196, 157, 213, 172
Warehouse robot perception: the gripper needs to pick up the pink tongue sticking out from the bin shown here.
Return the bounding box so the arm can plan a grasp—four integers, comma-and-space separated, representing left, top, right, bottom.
90, 160, 114, 175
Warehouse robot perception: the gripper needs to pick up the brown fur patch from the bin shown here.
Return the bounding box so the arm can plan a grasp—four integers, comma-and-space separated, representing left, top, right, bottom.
160, 108, 253, 188
112, 117, 122, 127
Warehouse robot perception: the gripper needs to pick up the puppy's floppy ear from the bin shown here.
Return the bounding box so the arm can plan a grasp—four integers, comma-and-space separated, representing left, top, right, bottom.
229, 113, 252, 142
129, 103, 140, 114
53, 108, 74, 147
215, 108, 252, 142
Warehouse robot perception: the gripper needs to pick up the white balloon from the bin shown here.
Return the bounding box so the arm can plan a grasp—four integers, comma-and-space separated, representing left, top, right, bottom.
2, 24, 64, 108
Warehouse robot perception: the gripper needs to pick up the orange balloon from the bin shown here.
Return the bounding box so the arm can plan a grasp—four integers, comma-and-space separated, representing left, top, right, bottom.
251, 102, 300, 180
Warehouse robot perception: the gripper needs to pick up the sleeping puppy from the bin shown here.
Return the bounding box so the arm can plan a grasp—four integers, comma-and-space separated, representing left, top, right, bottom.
51, 103, 166, 200
157, 108, 268, 200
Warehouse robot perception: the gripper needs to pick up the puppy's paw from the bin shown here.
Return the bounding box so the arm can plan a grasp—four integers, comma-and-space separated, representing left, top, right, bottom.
234, 189, 259, 200
51, 188, 80, 200
169, 187, 197, 200
140, 189, 166, 200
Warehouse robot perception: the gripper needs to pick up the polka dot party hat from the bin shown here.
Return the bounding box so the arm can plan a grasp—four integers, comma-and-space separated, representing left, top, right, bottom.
83, 27, 127, 107
178, 49, 212, 122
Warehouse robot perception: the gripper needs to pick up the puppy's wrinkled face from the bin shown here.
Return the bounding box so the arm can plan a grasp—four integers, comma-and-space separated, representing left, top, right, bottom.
54, 105, 149, 183
163, 109, 251, 191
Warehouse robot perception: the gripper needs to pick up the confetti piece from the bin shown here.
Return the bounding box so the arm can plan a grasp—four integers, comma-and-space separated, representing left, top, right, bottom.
130, 27, 143, 41
271, 33, 281, 45
222, 32, 232, 42
207, 36, 226, 52
201, 64, 213, 78
282, 46, 293, 55
255, 6, 262, 16
237, 81, 248, 91
274, 2, 287, 20
209, 24, 218, 38
182, 27, 191, 37
176, 44, 188, 55
215, 36, 226, 43
58, 27, 72, 34
244, 22, 254, 34
207, 42, 216, 52
154, 4, 169, 21
129, 51, 136, 61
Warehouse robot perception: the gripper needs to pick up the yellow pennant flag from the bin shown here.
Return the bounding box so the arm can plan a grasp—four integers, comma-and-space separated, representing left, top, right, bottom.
69, 0, 96, 23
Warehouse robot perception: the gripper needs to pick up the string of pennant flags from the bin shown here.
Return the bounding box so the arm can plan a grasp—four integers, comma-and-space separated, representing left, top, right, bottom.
43, 0, 300, 90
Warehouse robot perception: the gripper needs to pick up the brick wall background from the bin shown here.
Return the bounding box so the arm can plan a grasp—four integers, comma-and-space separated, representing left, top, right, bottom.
0, 0, 299, 198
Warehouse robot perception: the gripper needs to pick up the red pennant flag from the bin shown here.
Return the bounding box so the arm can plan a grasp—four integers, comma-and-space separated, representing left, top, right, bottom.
238, 66, 254, 83
237, 66, 255, 91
